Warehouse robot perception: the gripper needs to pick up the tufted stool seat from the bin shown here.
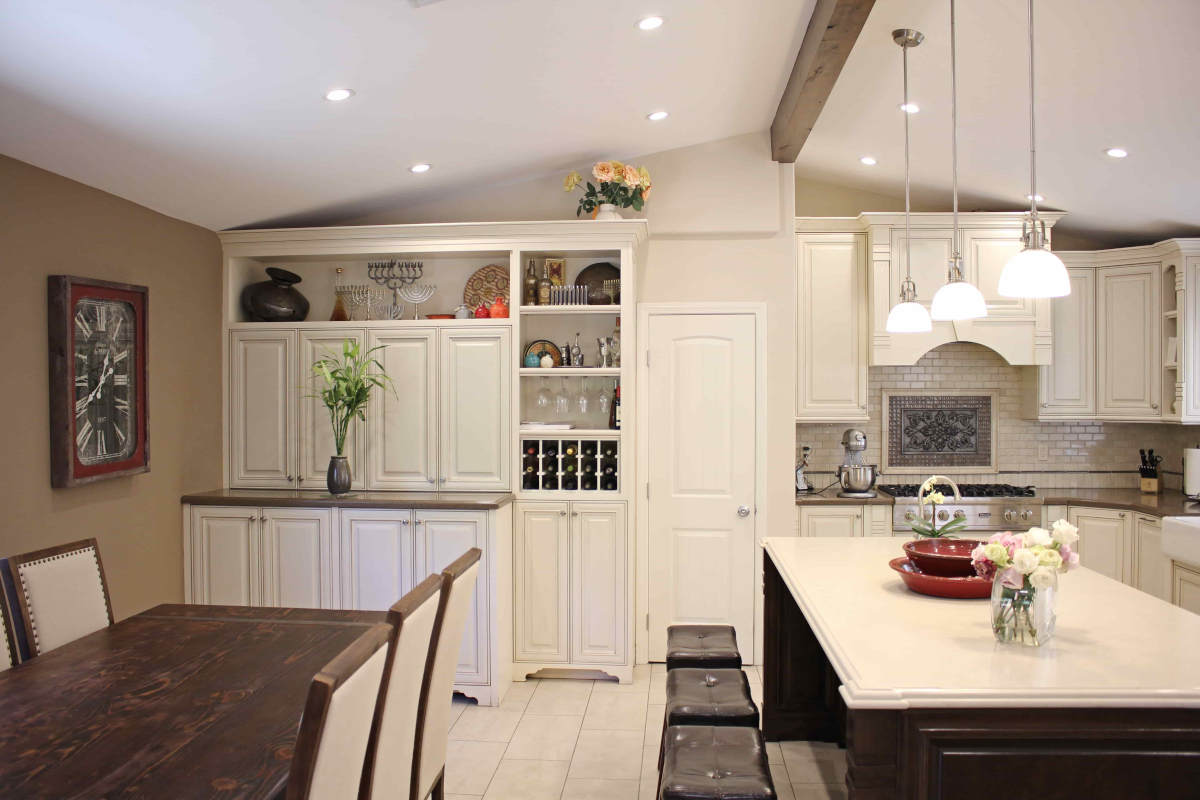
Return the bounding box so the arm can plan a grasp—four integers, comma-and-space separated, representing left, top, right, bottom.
659, 725, 776, 800
661, 668, 758, 770
666, 624, 742, 671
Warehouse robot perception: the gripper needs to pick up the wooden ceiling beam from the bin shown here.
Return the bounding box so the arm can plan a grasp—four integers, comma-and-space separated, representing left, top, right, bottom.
771, 0, 877, 163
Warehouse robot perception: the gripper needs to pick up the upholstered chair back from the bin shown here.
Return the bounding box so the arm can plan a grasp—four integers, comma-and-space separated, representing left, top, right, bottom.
7, 539, 113, 656
287, 623, 392, 800
0, 580, 15, 670
361, 574, 443, 800
414, 548, 482, 800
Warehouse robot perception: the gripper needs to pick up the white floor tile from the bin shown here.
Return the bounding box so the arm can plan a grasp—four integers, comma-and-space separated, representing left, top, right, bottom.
561, 777, 640, 800
568, 729, 645, 780
582, 691, 649, 731
643, 704, 664, 747
638, 777, 658, 800
765, 741, 784, 765
783, 755, 845, 785
651, 663, 666, 675
448, 696, 472, 728
648, 672, 667, 703
771, 766, 796, 800
498, 679, 537, 712
526, 677, 594, 715
504, 714, 583, 761
449, 707, 524, 742
444, 740, 507, 795
482, 759, 568, 800
640, 744, 658, 780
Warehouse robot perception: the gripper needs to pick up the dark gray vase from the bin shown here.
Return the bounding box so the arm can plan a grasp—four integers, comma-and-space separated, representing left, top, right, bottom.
241, 267, 310, 321
327, 456, 352, 495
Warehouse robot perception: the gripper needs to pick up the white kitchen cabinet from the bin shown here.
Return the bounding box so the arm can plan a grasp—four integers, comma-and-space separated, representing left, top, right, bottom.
188, 506, 259, 606
1068, 506, 1131, 583
513, 502, 569, 663
299, 330, 366, 490
261, 507, 335, 608
795, 233, 868, 421
570, 502, 627, 665
1173, 562, 1200, 615
367, 330, 438, 490
415, 509, 490, 685
439, 328, 510, 491
229, 330, 296, 488
1096, 264, 1161, 418
1038, 269, 1095, 417
1132, 514, 1170, 602
799, 506, 863, 538
338, 509, 416, 611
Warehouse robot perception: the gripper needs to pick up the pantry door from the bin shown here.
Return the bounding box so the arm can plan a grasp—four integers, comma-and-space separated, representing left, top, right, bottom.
645, 310, 759, 662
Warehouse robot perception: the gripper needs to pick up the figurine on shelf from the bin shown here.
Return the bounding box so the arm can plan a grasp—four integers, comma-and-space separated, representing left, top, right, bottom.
490, 295, 509, 318
474, 302, 490, 318
330, 267, 350, 321
571, 333, 583, 367
597, 337, 610, 368
539, 349, 554, 369
524, 351, 541, 368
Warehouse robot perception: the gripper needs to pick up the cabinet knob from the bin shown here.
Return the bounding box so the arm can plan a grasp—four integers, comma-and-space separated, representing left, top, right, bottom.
560, 510, 567, 517
1041, 403, 1048, 408
285, 475, 293, 482
428, 477, 437, 484
401, 519, 409, 526
248, 515, 255, 522
1151, 403, 1159, 410
1119, 512, 1127, 518
572, 511, 580, 517
737, 505, 751, 518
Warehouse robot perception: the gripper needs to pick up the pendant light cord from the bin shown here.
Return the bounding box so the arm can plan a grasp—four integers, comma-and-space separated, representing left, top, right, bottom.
1027, 0, 1038, 223
950, 0, 960, 272
903, 38, 913, 288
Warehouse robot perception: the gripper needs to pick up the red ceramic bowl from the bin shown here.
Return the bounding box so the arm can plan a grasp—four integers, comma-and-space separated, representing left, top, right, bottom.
889, 557, 993, 599
901, 538, 983, 577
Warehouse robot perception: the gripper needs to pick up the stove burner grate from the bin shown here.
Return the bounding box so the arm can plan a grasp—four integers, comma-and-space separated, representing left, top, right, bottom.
878, 483, 1036, 499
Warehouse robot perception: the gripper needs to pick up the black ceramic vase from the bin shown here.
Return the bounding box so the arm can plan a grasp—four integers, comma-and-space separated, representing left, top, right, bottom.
327, 456, 352, 495
241, 267, 310, 321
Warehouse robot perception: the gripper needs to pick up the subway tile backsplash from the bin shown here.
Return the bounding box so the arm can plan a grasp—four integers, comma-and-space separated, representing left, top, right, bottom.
797, 342, 1189, 491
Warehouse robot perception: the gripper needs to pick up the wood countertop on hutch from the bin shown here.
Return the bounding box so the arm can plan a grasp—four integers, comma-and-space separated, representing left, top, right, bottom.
182, 488, 514, 509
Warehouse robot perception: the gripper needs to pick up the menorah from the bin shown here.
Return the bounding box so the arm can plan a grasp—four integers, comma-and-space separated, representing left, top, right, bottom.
367, 260, 424, 306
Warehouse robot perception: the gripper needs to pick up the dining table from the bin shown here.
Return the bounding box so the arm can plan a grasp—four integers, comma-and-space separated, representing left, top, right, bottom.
0, 603, 387, 799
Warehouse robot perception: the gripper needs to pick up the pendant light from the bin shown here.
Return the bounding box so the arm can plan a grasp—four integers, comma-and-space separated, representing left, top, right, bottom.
886, 29, 933, 334
997, 0, 1071, 298
930, 0, 987, 321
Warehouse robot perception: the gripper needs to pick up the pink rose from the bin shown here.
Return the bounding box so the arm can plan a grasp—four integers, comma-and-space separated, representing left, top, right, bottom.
998, 567, 1025, 590
622, 164, 641, 186
973, 558, 997, 580
592, 161, 616, 183
1060, 544, 1080, 571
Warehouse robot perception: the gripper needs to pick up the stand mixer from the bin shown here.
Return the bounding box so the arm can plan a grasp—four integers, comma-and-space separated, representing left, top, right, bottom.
836, 428, 878, 498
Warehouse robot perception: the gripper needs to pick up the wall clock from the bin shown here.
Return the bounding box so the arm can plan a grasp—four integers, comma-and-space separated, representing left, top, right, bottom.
48, 276, 149, 487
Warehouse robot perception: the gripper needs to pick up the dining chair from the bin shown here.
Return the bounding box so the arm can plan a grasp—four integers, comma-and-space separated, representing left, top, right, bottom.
359, 573, 444, 800
412, 548, 482, 800
0, 571, 16, 670
286, 622, 393, 800
6, 538, 113, 657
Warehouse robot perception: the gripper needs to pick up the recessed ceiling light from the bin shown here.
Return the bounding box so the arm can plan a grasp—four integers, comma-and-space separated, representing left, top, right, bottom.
647, 110, 669, 121
1105, 147, 1128, 158
409, 163, 432, 173
860, 156, 877, 166
325, 88, 354, 102
638, 15, 664, 30
1026, 194, 1044, 202
899, 102, 920, 113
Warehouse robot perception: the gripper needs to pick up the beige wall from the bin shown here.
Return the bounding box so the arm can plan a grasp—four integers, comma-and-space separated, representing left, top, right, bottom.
0, 155, 222, 619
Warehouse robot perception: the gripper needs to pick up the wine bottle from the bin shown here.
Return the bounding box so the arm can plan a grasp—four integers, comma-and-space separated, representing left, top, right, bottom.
523, 258, 538, 306
543, 475, 559, 490
583, 462, 596, 475
563, 476, 578, 491
565, 462, 577, 474
538, 263, 552, 305
601, 443, 617, 458
582, 442, 596, 457
522, 475, 537, 490
612, 384, 621, 429
544, 445, 558, 458
525, 444, 538, 456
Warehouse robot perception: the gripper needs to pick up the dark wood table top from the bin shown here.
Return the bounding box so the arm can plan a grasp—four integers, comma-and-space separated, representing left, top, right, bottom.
0, 603, 386, 799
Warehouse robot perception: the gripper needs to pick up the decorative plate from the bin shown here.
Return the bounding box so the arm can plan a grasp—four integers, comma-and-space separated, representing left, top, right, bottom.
464, 264, 510, 309
889, 557, 992, 599
522, 339, 562, 367
573, 262, 620, 303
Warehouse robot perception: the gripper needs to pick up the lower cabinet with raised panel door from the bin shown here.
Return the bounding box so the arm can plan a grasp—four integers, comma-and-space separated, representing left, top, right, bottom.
1061, 506, 1172, 603
1172, 561, 1200, 615
183, 499, 513, 706
512, 501, 630, 681
796, 505, 892, 538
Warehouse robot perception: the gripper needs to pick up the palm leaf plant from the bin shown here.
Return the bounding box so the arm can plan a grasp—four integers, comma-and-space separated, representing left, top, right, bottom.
309, 339, 394, 457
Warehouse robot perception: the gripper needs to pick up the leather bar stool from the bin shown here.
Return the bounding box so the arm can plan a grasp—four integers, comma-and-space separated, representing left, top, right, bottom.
659, 725, 776, 800
665, 624, 742, 671
660, 668, 758, 770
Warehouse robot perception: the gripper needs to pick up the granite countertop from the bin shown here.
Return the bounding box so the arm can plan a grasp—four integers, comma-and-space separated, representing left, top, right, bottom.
795, 486, 895, 506
181, 489, 514, 510
1039, 488, 1200, 518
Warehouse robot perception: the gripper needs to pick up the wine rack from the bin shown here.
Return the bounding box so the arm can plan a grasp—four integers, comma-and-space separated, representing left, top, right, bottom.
520, 437, 619, 492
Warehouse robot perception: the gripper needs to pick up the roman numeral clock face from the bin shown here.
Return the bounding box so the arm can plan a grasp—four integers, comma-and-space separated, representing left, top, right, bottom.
73, 298, 137, 465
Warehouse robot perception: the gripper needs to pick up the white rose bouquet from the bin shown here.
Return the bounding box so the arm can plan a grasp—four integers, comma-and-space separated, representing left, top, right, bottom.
970, 519, 1081, 590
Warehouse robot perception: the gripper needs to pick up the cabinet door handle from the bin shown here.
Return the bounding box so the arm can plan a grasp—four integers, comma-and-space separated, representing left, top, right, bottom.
248, 515, 256, 522
1119, 512, 1127, 518
571, 511, 579, 517
285, 475, 293, 482
401, 519, 409, 526
560, 510, 567, 517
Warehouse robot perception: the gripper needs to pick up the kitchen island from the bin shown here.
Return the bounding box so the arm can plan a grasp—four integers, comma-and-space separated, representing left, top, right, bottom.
762, 537, 1200, 799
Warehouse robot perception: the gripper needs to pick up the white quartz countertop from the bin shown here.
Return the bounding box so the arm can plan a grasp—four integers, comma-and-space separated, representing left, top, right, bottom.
764, 536, 1200, 710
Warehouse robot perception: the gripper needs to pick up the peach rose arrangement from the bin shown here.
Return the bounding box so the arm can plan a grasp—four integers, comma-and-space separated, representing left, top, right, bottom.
563, 161, 651, 217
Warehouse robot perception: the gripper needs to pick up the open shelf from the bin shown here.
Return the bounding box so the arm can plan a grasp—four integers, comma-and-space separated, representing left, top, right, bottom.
519, 305, 620, 315
520, 427, 620, 436
520, 368, 620, 376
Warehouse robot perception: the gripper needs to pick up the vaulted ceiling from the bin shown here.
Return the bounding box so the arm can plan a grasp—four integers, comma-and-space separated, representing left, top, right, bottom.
0, 0, 813, 230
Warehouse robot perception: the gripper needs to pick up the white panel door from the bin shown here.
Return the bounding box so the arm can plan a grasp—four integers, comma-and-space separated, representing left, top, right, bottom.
799, 507, 863, 538
796, 234, 867, 420
1097, 264, 1161, 417
1039, 269, 1095, 416
368, 329, 438, 490
261, 507, 334, 608
338, 509, 414, 611
570, 502, 627, 664
439, 328, 510, 491
963, 229, 1032, 318
1173, 562, 1200, 615
190, 506, 258, 606
299, 330, 366, 490
229, 330, 296, 487
513, 502, 569, 663
647, 312, 757, 661
1068, 506, 1129, 583
891, 229, 953, 311
415, 510, 489, 684
1132, 515, 1169, 602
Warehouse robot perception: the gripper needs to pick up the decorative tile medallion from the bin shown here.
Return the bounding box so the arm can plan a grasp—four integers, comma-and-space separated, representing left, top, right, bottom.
882, 392, 997, 472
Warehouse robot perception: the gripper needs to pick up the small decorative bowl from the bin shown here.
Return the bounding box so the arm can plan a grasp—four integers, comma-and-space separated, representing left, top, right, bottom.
901, 538, 983, 577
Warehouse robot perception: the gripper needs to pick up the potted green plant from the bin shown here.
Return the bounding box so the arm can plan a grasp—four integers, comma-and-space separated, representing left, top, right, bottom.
309, 339, 393, 495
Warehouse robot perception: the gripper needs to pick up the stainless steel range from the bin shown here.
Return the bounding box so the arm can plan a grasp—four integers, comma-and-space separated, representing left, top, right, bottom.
878, 483, 1043, 533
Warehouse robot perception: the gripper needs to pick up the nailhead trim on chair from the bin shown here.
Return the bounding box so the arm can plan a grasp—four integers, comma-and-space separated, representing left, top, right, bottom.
17, 546, 104, 655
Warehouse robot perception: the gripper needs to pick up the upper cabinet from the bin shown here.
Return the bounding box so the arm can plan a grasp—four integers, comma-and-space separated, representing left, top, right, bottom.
1038, 269, 1095, 416
229, 330, 297, 488
1096, 264, 1161, 418
439, 328, 510, 491
368, 329, 438, 490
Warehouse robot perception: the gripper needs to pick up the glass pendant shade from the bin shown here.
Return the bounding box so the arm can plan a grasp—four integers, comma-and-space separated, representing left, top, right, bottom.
998, 246, 1071, 298
886, 300, 933, 333
931, 279, 988, 320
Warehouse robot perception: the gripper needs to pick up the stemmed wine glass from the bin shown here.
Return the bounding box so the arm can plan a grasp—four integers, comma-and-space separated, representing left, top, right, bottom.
598, 380, 612, 416
536, 378, 552, 411
554, 378, 570, 417
576, 378, 590, 415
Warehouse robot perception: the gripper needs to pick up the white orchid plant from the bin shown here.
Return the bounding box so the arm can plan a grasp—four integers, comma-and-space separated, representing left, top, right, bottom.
970, 519, 1081, 591
908, 477, 968, 538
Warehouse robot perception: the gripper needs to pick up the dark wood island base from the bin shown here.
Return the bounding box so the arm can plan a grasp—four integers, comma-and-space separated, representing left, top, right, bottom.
762, 553, 1200, 800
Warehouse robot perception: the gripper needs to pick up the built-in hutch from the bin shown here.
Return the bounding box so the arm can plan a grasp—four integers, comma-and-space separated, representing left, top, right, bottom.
183, 220, 647, 704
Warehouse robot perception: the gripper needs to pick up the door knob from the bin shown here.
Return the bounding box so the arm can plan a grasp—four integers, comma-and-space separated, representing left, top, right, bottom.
737, 505, 751, 518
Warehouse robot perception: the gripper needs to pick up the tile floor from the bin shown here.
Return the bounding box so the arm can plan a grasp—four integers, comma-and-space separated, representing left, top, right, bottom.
444, 663, 848, 800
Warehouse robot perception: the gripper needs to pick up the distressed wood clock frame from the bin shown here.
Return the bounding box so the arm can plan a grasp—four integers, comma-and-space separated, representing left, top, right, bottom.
48, 275, 150, 487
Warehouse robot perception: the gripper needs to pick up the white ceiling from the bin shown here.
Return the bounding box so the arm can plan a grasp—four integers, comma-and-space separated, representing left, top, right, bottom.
0, 0, 813, 231
794, 0, 1200, 247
